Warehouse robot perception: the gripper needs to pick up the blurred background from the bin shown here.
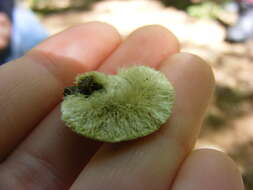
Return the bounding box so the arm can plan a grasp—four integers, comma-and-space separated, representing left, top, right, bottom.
1, 0, 253, 189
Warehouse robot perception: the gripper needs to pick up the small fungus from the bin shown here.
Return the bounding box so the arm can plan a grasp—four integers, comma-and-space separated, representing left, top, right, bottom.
61, 66, 175, 142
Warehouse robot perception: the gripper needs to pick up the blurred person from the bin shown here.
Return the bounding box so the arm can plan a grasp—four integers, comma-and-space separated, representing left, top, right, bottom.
226, 0, 253, 42
0, 0, 48, 65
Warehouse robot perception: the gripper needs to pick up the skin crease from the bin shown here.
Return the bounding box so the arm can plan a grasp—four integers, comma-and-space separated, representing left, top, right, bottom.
0, 22, 244, 190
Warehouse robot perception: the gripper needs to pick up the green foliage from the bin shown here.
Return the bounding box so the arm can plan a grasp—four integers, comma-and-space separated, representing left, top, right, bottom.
29, 0, 101, 14
160, 0, 193, 10
61, 66, 175, 142
187, 1, 223, 19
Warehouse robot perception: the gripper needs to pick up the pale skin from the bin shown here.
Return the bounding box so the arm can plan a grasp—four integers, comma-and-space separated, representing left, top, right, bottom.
0, 22, 244, 190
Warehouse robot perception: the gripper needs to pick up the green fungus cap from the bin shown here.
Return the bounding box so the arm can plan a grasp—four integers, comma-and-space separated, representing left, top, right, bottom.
61, 66, 175, 142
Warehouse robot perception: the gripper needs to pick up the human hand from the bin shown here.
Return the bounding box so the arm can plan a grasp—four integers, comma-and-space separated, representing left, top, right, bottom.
0, 22, 244, 190
0, 12, 11, 50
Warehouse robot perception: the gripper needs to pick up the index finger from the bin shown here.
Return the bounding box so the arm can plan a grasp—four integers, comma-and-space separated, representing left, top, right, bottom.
0, 22, 121, 160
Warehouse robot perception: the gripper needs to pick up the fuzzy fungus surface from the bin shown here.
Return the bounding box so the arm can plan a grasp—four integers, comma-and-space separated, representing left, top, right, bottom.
61, 66, 175, 142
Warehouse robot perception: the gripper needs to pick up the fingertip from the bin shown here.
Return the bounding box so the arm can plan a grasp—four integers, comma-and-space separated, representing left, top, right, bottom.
161, 52, 215, 88
160, 52, 215, 116
176, 52, 214, 83
32, 21, 121, 71
131, 25, 180, 55
35, 21, 122, 51
193, 148, 242, 177
172, 148, 244, 190
99, 24, 180, 73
